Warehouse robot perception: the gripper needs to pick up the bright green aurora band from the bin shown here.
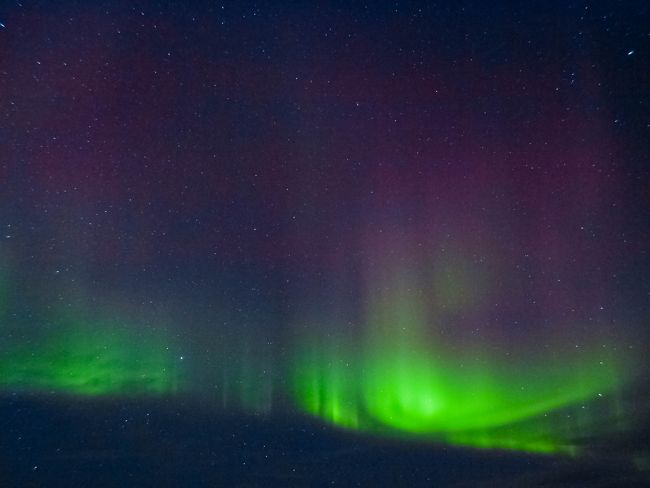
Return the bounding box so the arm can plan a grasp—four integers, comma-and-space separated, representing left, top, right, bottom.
291, 262, 628, 455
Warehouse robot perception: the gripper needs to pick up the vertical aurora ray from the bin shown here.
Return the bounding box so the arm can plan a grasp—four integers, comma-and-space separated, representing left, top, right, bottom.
185, 308, 277, 415
292, 332, 360, 429
217, 343, 274, 414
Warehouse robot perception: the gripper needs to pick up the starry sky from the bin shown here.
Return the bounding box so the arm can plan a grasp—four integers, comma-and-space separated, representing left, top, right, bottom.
1, 0, 650, 484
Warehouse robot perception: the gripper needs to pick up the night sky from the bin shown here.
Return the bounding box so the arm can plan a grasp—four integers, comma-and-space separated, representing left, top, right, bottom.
1, 1, 650, 486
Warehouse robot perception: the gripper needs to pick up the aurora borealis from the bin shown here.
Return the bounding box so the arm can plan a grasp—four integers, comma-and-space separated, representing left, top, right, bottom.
1, 0, 649, 486
290, 244, 629, 454
0, 308, 181, 396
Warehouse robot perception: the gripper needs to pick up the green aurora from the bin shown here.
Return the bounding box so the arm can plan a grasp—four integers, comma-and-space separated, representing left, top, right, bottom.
291, 264, 628, 455
292, 335, 620, 454
0, 310, 182, 396
0, 256, 633, 456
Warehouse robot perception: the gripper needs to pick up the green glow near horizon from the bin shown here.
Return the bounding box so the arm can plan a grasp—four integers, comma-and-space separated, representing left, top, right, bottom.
0, 311, 181, 396
292, 263, 626, 455
0, 252, 633, 453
